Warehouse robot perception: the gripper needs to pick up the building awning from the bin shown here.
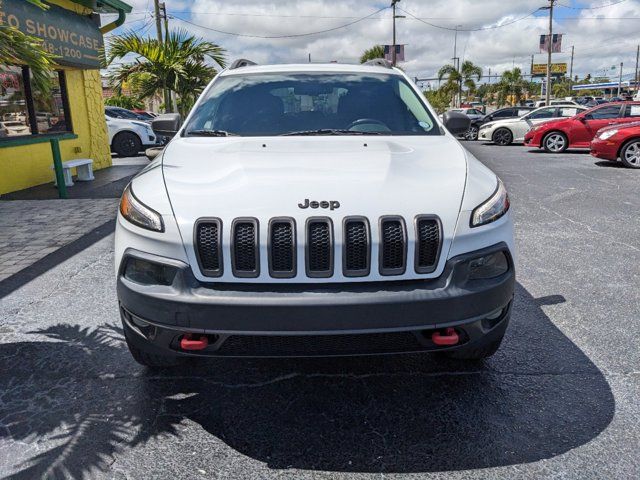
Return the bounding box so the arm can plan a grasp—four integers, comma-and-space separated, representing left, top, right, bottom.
70, 0, 133, 14
573, 81, 639, 91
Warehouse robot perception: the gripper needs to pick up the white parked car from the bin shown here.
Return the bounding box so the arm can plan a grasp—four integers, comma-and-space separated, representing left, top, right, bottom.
106, 115, 158, 157
478, 105, 587, 146
115, 60, 515, 367
0, 121, 30, 136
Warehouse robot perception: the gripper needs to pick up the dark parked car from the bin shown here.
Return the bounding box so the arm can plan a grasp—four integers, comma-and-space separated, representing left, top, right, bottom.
105, 106, 150, 122
464, 106, 534, 141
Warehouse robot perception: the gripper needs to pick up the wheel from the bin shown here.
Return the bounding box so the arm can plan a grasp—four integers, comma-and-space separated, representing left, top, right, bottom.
112, 131, 142, 157
464, 125, 479, 141
542, 131, 568, 153
492, 128, 513, 146
444, 316, 510, 360
620, 139, 640, 168
125, 336, 184, 368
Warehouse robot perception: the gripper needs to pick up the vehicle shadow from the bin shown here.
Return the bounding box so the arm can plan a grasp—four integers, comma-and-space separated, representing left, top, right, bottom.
594, 160, 627, 169
0, 283, 614, 477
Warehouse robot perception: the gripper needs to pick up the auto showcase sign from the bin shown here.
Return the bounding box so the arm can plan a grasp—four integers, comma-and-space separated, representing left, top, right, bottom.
532, 63, 568, 78
0, 0, 103, 69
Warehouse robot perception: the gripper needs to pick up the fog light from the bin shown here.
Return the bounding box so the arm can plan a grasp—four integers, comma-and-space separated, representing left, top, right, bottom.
468, 252, 509, 280
123, 258, 177, 286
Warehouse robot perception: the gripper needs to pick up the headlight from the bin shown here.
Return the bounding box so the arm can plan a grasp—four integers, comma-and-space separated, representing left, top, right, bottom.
120, 184, 164, 232
132, 121, 149, 128
471, 179, 510, 227
599, 129, 618, 140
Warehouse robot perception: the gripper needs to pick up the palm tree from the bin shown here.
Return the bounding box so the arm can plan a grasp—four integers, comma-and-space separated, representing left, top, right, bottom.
105, 29, 226, 114
438, 60, 482, 106
0, 0, 56, 92
496, 68, 526, 106
360, 45, 385, 64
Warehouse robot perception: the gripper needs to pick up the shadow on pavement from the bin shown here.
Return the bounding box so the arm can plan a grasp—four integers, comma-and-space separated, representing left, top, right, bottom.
593, 160, 627, 169
0, 220, 115, 300
0, 283, 614, 478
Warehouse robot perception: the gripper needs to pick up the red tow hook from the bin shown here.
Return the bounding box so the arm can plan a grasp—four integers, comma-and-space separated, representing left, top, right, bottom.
431, 328, 460, 346
180, 334, 209, 351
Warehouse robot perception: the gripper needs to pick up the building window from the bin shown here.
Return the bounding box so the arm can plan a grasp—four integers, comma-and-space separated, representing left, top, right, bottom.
0, 66, 72, 140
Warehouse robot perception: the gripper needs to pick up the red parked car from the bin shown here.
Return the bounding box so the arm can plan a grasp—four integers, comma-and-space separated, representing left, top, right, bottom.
524, 102, 640, 153
591, 121, 640, 168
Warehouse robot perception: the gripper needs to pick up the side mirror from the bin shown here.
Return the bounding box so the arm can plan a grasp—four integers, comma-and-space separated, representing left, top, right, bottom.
443, 111, 472, 135
152, 113, 182, 138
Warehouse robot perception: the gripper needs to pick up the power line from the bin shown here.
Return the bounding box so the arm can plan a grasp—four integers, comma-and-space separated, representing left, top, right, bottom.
167, 6, 389, 39
558, 0, 628, 9
398, 6, 543, 31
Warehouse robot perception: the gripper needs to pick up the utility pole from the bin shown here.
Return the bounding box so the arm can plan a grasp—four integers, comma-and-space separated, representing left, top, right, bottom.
391, 0, 401, 67
488, 67, 491, 85
635, 45, 639, 95
618, 62, 623, 97
452, 25, 462, 107
160, 2, 169, 41
569, 45, 575, 83
154, 0, 171, 112
542, 0, 555, 105
153, 0, 163, 44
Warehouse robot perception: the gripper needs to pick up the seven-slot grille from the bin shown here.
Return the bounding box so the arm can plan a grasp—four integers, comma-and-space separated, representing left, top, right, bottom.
195, 216, 441, 279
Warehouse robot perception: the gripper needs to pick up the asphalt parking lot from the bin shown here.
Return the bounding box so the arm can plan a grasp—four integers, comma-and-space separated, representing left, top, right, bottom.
1, 144, 639, 479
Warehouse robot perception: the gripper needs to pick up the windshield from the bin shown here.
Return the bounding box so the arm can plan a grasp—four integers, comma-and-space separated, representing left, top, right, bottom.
184, 73, 439, 136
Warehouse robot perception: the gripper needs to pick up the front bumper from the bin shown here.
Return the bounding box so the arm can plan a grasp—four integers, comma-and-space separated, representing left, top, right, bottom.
478, 129, 492, 141
590, 138, 618, 161
117, 243, 515, 357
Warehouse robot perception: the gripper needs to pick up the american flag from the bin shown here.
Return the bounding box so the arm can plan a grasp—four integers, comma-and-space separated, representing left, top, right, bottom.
539, 34, 563, 53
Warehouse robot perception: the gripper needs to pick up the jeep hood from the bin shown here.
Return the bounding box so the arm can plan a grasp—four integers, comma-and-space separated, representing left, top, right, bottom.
162, 135, 469, 282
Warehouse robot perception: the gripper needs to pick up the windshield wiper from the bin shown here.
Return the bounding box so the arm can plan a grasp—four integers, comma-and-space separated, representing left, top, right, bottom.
185, 129, 238, 137
281, 129, 383, 136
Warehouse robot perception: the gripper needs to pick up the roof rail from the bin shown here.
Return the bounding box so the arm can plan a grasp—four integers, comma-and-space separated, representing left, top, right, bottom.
363, 58, 393, 69
229, 59, 258, 70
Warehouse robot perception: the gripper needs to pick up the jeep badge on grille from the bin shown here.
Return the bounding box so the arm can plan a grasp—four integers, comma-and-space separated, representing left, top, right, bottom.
298, 199, 340, 210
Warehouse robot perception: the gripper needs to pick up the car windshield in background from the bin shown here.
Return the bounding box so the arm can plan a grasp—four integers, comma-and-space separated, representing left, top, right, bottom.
184, 73, 439, 136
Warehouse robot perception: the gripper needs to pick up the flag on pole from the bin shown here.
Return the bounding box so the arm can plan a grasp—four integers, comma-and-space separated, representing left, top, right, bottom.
539, 34, 563, 53
384, 45, 405, 62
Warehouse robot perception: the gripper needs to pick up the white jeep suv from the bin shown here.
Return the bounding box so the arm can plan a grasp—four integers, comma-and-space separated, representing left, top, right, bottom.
115, 60, 515, 367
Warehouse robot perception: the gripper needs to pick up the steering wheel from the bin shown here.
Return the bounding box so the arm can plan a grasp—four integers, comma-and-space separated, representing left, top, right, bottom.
347, 118, 391, 132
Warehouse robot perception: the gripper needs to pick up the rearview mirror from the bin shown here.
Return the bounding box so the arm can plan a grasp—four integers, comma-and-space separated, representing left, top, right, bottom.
443, 111, 471, 135
152, 113, 182, 138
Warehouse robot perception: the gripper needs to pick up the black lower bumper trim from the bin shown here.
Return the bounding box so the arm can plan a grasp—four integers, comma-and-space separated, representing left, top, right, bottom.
117, 243, 515, 334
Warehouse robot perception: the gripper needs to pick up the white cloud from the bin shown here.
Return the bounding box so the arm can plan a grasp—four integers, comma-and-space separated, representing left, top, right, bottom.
109, 0, 640, 82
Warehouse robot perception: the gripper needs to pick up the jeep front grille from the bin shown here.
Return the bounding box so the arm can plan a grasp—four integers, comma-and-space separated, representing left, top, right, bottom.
194, 215, 441, 280
232, 218, 259, 277
343, 217, 370, 277
415, 216, 441, 273
306, 218, 333, 278
379, 217, 407, 276
269, 218, 296, 278
195, 219, 222, 277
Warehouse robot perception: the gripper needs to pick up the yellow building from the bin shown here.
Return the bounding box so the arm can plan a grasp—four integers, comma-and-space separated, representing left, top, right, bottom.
0, 0, 132, 195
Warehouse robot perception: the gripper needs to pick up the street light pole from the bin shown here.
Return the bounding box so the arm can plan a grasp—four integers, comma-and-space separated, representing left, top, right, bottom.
391, 0, 401, 67
543, 0, 555, 106
635, 45, 639, 95
618, 62, 623, 97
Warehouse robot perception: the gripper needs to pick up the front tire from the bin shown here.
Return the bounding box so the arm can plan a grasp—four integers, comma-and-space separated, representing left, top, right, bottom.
112, 131, 142, 157
543, 131, 568, 153
464, 125, 479, 141
492, 128, 513, 146
620, 139, 640, 168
